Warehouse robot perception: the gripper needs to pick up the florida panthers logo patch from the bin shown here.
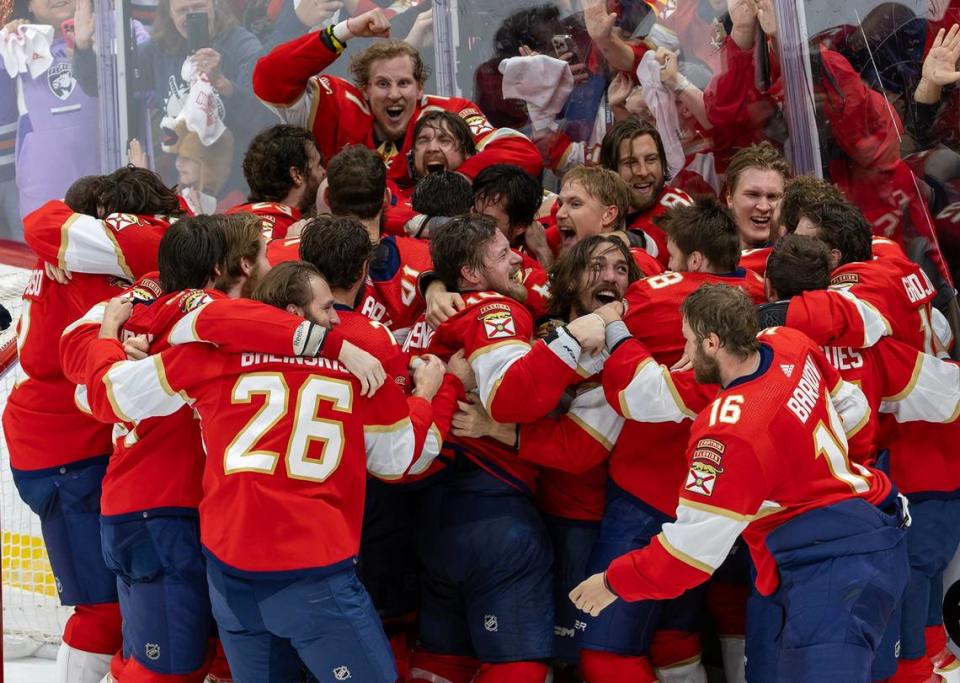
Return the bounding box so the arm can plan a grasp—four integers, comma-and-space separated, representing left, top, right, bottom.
482, 311, 516, 340
178, 289, 210, 313
684, 438, 726, 497
47, 62, 76, 100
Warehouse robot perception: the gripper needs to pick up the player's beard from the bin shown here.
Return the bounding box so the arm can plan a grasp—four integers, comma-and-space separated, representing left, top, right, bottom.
692, 346, 722, 385
630, 176, 664, 213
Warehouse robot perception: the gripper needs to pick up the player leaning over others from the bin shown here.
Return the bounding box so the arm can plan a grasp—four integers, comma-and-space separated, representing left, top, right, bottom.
572, 284, 910, 683
252, 8, 543, 190
6, 168, 183, 682
85, 263, 416, 682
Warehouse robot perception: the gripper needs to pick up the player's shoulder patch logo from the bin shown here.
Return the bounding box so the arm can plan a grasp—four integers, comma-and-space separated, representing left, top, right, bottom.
105, 213, 144, 232
47, 62, 76, 100
479, 303, 516, 340
178, 289, 210, 313
684, 438, 726, 497
830, 272, 860, 287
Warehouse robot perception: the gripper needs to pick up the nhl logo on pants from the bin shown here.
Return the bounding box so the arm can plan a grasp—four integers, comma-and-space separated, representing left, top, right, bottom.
333, 665, 351, 680
484, 614, 498, 632
145, 643, 161, 660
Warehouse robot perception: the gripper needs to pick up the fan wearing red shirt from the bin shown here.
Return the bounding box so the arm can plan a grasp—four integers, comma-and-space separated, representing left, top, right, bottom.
573, 284, 908, 683
86, 265, 416, 683
226, 125, 325, 239
6, 168, 183, 680
252, 8, 542, 193
598, 119, 694, 268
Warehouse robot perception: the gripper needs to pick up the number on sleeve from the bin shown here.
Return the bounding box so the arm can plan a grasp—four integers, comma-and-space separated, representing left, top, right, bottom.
814, 395, 871, 493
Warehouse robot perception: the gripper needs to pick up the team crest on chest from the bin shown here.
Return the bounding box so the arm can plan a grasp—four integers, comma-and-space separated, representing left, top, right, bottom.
47, 62, 76, 100
684, 438, 725, 496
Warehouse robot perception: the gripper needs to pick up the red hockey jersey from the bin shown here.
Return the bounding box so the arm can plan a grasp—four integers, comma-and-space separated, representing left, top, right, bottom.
252, 32, 543, 189
266, 236, 303, 266
627, 187, 694, 268
61, 285, 334, 515
86, 338, 416, 575
226, 202, 301, 240
358, 235, 432, 345
4, 203, 173, 470
605, 327, 889, 600
427, 291, 587, 491
595, 270, 766, 514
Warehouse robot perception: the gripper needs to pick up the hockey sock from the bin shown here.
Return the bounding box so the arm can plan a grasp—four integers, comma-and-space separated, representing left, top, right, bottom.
887, 656, 936, 682
120, 657, 209, 683
56, 642, 113, 683
579, 649, 657, 683
474, 661, 549, 682
651, 629, 706, 683
408, 651, 479, 683
63, 603, 123, 654
719, 637, 747, 683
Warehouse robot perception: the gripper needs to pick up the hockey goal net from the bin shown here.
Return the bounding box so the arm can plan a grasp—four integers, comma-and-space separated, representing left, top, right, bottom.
0, 258, 72, 659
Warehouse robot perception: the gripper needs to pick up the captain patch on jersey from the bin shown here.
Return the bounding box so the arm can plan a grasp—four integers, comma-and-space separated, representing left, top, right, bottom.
684, 438, 726, 496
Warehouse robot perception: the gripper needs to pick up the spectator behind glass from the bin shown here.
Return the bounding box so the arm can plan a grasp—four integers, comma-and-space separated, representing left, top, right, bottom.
72, 0, 273, 195
2, 0, 99, 228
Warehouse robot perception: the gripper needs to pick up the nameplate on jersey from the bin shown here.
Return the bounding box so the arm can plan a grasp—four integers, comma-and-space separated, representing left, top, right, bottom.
684, 438, 725, 496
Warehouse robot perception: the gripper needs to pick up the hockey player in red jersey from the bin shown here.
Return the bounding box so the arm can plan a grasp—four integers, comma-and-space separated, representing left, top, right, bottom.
406, 214, 608, 683
252, 8, 542, 192
566, 198, 764, 683
599, 119, 693, 268
226, 125, 326, 239
789, 201, 960, 681
325, 144, 432, 346
58, 214, 373, 682
4, 167, 183, 682
573, 284, 909, 683
85, 263, 416, 683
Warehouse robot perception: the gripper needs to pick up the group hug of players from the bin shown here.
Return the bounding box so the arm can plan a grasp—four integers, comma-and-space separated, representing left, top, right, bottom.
6, 6, 960, 683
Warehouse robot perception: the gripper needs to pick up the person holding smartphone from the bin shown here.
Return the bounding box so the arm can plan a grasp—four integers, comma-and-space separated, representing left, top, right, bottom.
72, 0, 274, 195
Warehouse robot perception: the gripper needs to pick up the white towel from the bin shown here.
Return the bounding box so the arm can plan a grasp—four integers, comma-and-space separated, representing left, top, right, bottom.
499, 54, 574, 131
0, 23, 54, 79
636, 50, 685, 179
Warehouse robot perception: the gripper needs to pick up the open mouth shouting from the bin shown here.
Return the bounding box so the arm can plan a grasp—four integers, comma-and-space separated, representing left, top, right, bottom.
592, 285, 619, 308
385, 104, 406, 124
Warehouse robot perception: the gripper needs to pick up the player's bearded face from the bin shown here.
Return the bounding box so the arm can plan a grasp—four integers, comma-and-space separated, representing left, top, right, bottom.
616, 135, 665, 212
364, 56, 424, 143
298, 143, 326, 214
413, 123, 466, 177
573, 245, 631, 317
478, 231, 525, 300
692, 342, 722, 384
